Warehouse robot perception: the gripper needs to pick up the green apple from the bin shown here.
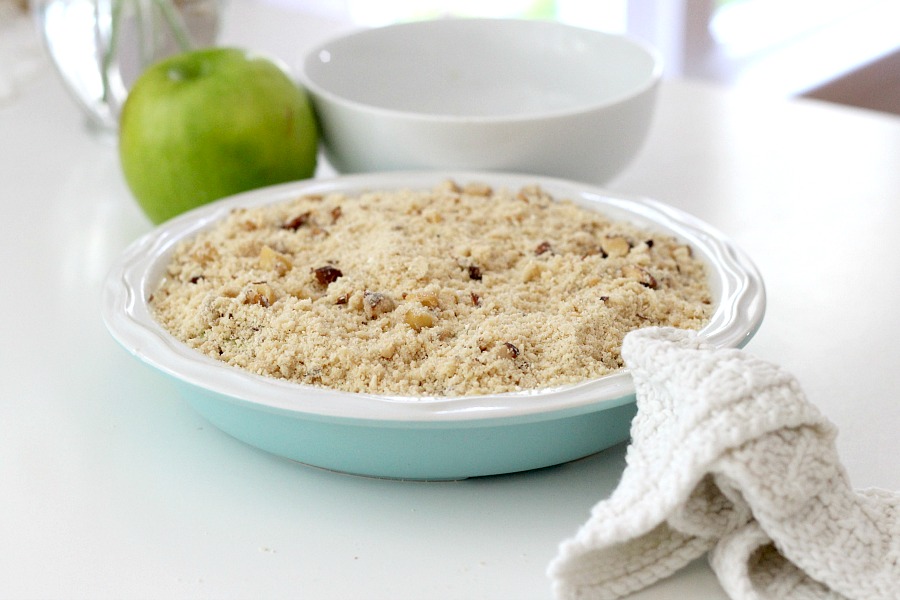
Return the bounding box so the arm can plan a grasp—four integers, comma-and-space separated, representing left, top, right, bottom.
119, 47, 319, 224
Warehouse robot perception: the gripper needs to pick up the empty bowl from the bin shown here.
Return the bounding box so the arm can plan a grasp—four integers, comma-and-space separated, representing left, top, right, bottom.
298, 19, 662, 184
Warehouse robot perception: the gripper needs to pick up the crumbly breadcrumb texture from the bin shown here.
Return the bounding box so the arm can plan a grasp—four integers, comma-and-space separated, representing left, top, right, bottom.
150, 181, 712, 396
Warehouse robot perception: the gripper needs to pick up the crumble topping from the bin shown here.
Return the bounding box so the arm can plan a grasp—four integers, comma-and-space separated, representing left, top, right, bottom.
150, 180, 713, 396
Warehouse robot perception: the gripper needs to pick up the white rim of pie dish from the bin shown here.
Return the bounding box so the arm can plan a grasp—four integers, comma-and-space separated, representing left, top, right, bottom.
102, 171, 765, 422
297, 18, 664, 124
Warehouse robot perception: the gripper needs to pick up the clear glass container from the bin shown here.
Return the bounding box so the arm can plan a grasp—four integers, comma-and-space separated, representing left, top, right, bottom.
33, 0, 221, 134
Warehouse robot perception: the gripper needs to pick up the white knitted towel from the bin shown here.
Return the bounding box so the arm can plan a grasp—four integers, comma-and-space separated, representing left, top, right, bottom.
548, 327, 899, 600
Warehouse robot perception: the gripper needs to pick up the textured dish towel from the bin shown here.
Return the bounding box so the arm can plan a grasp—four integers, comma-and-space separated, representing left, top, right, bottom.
548, 327, 899, 600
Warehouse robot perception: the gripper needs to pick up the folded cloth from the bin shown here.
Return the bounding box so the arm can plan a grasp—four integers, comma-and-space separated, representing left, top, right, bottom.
547, 327, 899, 600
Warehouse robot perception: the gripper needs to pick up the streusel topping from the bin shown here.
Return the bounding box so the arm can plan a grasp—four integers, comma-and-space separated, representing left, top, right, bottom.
150, 181, 712, 396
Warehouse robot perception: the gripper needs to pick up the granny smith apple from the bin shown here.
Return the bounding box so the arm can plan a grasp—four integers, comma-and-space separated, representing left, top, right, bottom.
119, 47, 319, 224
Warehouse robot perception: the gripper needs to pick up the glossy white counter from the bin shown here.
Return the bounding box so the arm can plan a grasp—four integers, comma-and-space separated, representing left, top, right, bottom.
2, 2, 899, 598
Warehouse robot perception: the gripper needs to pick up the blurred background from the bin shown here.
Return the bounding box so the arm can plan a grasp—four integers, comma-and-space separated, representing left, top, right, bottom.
4, 0, 899, 115
279, 0, 900, 116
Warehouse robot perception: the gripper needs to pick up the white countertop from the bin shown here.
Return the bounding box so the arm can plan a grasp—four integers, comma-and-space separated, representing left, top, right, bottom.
2, 2, 899, 598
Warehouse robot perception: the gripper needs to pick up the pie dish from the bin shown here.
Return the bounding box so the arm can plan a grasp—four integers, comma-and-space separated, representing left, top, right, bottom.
102, 171, 765, 479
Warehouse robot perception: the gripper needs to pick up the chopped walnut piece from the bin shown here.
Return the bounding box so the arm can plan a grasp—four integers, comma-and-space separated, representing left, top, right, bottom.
379, 341, 397, 359
622, 265, 659, 289
601, 236, 631, 258
498, 342, 520, 360
467, 265, 482, 281
258, 245, 293, 275
191, 242, 219, 266
436, 179, 461, 194
283, 211, 312, 230
245, 283, 276, 307
535, 241, 552, 255
363, 291, 396, 319
410, 290, 440, 308
516, 184, 549, 203
462, 182, 492, 196
405, 308, 435, 331
424, 210, 444, 224
521, 261, 542, 283
571, 231, 600, 257
313, 265, 343, 286
330, 207, 342, 223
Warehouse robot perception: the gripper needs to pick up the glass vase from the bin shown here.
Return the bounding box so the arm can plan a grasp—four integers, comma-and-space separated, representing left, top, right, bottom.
33, 0, 221, 134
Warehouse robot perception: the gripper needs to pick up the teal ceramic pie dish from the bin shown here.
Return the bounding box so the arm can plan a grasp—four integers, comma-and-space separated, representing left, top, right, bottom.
102, 171, 765, 480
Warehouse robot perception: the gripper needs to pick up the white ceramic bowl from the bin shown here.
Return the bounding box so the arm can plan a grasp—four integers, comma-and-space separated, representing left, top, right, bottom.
298, 19, 662, 184
102, 172, 765, 480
